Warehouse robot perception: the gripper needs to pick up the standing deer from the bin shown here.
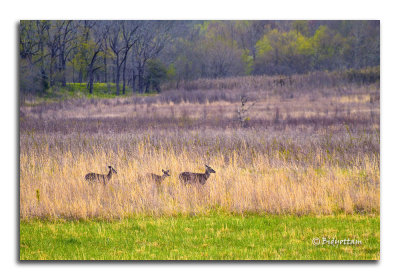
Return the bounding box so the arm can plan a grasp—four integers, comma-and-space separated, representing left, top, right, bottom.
146, 169, 170, 184
179, 165, 216, 185
85, 166, 117, 185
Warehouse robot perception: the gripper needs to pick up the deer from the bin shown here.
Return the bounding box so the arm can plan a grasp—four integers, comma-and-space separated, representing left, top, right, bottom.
179, 165, 216, 185
85, 166, 117, 185
146, 169, 170, 184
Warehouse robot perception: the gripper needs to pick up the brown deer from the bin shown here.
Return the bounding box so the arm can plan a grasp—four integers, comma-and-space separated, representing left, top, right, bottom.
179, 165, 216, 185
85, 166, 117, 185
146, 169, 170, 184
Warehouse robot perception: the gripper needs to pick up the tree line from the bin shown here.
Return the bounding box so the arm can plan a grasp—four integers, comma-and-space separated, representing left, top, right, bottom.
19, 20, 379, 96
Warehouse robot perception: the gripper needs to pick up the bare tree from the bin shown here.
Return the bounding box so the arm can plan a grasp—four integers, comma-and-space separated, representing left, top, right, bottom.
237, 95, 255, 128
20, 21, 41, 62
85, 21, 115, 94
121, 21, 140, 95
86, 29, 103, 94
46, 22, 61, 87
108, 21, 139, 95
20, 20, 49, 95
133, 21, 172, 93
57, 20, 76, 86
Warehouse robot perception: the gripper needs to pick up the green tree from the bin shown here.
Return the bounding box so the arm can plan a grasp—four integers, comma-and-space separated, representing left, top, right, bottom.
312, 25, 346, 70
145, 59, 168, 92
254, 29, 314, 74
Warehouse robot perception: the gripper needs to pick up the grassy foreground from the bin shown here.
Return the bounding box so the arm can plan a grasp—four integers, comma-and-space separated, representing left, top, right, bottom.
19, 130, 379, 219
20, 214, 379, 260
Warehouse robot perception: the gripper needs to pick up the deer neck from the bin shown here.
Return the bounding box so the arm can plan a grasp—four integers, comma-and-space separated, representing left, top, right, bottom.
204, 171, 210, 179
107, 170, 113, 180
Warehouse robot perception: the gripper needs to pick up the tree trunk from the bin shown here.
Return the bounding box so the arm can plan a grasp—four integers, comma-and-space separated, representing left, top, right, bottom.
116, 68, 120, 96
60, 50, 67, 87
87, 50, 100, 94
87, 63, 94, 94
39, 43, 47, 95
138, 64, 144, 93
145, 79, 150, 93
132, 69, 136, 92
62, 61, 66, 86
88, 74, 94, 94
131, 54, 136, 92
40, 69, 48, 96
104, 54, 107, 83
115, 56, 120, 95
49, 59, 54, 87
122, 58, 127, 95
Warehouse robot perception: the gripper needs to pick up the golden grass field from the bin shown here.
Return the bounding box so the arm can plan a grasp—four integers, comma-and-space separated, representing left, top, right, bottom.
20, 136, 379, 220
20, 75, 380, 220
20, 129, 380, 220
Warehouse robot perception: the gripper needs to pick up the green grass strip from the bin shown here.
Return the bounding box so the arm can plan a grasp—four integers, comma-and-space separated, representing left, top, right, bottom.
20, 214, 379, 260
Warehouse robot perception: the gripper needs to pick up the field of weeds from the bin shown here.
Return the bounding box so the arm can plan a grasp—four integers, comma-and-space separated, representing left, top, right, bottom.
19, 129, 380, 219
20, 73, 380, 220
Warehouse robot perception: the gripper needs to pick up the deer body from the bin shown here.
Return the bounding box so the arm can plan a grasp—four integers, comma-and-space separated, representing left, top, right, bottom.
179, 165, 216, 185
85, 166, 117, 185
146, 169, 170, 184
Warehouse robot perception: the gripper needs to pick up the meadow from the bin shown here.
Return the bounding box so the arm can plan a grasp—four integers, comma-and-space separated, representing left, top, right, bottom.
19, 71, 380, 260
20, 214, 379, 260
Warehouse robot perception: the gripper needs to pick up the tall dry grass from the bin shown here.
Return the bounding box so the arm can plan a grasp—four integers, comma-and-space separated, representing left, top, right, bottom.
162, 67, 379, 91
20, 83, 379, 133
20, 129, 379, 220
20, 72, 380, 220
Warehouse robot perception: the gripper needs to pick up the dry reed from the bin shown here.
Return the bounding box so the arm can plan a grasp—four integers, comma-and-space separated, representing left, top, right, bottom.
20, 129, 379, 220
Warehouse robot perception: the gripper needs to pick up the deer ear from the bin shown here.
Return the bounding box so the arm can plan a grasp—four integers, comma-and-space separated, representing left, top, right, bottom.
162, 169, 165, 172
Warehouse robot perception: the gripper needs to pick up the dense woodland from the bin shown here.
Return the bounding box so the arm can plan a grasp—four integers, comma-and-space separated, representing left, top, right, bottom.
19, 20, 380, 96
